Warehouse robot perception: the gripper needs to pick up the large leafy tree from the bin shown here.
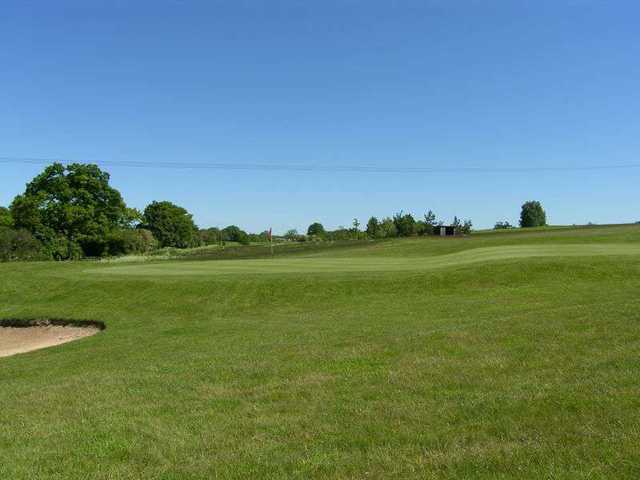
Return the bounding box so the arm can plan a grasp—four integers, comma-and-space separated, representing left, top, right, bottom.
10, 163, 132, 249
142, 201, 198, 248
520, 201, 547, 228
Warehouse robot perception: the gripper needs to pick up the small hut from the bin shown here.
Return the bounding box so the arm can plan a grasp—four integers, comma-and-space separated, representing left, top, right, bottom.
434, 225, 456, 237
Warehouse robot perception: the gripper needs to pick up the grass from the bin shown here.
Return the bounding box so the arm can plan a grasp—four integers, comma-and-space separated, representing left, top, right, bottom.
1, 224, 640, 479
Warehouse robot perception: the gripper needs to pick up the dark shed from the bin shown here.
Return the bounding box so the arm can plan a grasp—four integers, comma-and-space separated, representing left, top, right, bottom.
434, 225, 456, 236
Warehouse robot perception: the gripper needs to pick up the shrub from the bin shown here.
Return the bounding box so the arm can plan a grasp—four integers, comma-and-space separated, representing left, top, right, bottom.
0, 227, 45, 261
494, 221, 514, 230
131, 229, 158, 253
80, 229, 159, 257
45, 236, 83, 260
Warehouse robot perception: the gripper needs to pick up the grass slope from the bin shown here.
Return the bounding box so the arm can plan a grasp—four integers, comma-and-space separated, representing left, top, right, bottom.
1, 224, 640, 479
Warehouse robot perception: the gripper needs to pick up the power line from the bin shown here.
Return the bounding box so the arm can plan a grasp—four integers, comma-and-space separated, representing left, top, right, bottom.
1, 155, 639, 174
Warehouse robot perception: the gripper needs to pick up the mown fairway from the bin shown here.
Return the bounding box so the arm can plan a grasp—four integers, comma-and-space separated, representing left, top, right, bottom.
1, 224, 640, 479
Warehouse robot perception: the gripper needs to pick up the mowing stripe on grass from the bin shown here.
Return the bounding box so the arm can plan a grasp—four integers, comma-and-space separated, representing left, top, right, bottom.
87, 243, 640, 276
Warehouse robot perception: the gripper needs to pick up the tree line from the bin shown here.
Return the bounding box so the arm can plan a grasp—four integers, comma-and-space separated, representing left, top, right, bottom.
0, 162, 546, 261
284, 211, 473, 243
0, 163, 283, 260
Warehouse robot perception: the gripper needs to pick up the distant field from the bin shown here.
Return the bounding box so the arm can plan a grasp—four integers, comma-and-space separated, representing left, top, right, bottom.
2, 224, 640, 479
92, 243, 640, 275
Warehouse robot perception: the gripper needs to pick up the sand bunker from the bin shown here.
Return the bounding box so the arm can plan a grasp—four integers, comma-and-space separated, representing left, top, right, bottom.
0, 323, 101, 358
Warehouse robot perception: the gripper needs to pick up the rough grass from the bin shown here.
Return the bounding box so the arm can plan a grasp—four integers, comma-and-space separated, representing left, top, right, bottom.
1, 224, 640, 479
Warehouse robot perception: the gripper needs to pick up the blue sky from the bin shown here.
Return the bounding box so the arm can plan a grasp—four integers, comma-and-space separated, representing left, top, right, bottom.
1, 1, 639, 232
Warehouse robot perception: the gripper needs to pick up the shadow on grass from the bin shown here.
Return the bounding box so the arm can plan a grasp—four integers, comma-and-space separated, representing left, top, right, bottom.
0, 318, 106, 330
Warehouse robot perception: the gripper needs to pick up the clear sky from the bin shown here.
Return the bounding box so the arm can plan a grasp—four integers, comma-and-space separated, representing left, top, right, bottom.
1, 1, 639, 232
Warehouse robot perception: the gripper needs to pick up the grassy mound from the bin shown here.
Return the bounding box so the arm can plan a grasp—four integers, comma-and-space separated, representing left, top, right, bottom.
1, 224, 639, 479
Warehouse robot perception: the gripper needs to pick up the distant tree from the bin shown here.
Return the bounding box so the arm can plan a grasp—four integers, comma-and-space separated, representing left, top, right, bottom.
327, 227, 352, 241
199, 227, 221, 245
307, 222, 326, 238
284, 229, 299, 241
248, 231, 270, 243
10, 162, 134, 258
393, 211, 416, 237
520, 201, 547, 228
221, 225, 250, 245
494, 221, 513, 230
415, 220, 427, 236
142, 201, 198, 248
423, 210, 437, 235
352, 218, 360, 238
0, 207, 12, 228
378, 217, 397, 238
221, 225, 240, 241
236, 230, 250, 245
366, 217, 379, 238
459, 219, 473, 234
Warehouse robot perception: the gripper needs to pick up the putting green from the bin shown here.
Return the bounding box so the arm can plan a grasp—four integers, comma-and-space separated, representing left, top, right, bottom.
88, 243, 640, 276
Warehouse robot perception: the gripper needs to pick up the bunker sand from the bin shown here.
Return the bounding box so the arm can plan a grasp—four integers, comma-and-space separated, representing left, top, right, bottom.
0, 325, 99, 358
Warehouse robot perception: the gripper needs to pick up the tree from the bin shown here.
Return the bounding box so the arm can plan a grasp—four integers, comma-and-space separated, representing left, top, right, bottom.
10, 162, 132, 257
379, 217, 397, 238
220, 225, 250, 245
352, 218, 360, 238
393, 211, 416, 237
366, 217, 379, 238
424, 210, 436, 225
284, 229, 299, 241
327, 227, 351, 241
459, 219, 473, 234
0, 227, 43, 261
307, 222, 326, 238
494, 221, 513, 230
142, 201, 198, 248
415, 221, 425, 235
199, 227, 221, 245
422, 210, 437, 235
0, 207, 12, 227
520, 201, 547, 228
248, 230, 270, 243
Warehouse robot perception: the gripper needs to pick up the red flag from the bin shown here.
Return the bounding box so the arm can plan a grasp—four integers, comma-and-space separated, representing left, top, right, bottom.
267, 228, 272, 242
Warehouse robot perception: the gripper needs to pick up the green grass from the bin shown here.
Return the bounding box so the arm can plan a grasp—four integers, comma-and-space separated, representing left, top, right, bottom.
2, 224, 640, 479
